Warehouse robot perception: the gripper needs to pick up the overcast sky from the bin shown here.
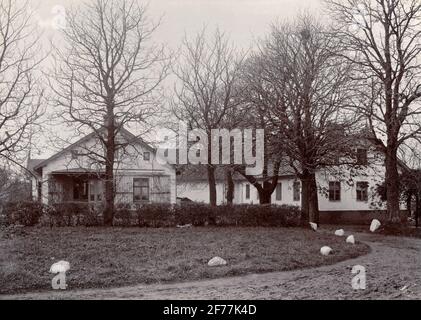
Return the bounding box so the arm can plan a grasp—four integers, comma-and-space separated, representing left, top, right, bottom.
34, 0, 322, 48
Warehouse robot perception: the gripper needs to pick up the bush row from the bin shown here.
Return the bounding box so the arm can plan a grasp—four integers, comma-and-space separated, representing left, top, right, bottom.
0, 201, 301, 228
0, 201, 103, 227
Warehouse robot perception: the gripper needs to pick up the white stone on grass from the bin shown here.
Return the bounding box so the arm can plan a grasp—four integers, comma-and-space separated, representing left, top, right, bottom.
334, 229, 345, 236
176, 224, 192, 228
320, 246, 333, 256
346, 235, 355, 244
207, 257, 227, 267
370, 219, 381, 232
310, 222, 318, 231
50, 260, 70, 273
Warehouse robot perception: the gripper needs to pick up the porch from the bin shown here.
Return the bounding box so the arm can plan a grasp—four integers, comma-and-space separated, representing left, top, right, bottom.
46, 170, 172, 204
47, 170, 105, 204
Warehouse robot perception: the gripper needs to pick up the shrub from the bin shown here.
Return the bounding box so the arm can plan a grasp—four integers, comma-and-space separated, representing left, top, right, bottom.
42, 202, 102, 227
2, 201, 44, 226
2, 200, 301, 229
173, 203, 300, 228
174, 202, 217, 226
136, 203, 174, 227
114, 203, 134, 227
214, 204, 300, 227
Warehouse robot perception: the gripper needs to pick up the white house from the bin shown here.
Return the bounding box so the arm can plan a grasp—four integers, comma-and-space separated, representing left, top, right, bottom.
27, 129, 406, 223
27, 128, 176, 205
176, 143, 404, 223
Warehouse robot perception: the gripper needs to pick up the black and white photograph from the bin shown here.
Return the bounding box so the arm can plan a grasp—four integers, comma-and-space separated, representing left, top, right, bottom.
0, 0, 420, 304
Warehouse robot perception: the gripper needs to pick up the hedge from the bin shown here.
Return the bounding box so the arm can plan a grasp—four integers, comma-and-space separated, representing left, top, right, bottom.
1, 201, 301, 228
1, 201, 44, 226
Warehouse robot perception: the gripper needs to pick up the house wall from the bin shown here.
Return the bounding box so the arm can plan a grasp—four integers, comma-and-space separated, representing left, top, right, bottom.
176, 148, 391, 213
176, 181, 228, 205
176, 178, 300, 205
115, 174, 172, 204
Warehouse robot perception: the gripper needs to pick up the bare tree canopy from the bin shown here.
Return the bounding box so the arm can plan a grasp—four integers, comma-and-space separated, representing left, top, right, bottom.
0, 0, 44, 167
172, 28, 243, 205
51, 0, 169, 225
325, 0, 421, 222
240, 15, 359, 223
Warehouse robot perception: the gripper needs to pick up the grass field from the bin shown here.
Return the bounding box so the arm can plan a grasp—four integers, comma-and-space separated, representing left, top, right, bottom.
0, 226, 370, 294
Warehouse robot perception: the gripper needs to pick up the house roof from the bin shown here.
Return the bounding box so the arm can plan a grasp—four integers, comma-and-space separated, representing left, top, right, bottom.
50, 169, 106, 175
176, 164, 296, 183
176, 165, 246, 182
29, 127, 156, 172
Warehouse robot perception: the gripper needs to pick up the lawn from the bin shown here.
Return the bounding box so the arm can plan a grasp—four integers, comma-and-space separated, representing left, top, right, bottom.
0, 226, 370, 294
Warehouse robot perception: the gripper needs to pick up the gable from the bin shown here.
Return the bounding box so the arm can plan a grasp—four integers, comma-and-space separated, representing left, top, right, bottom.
33, 128, 168, 172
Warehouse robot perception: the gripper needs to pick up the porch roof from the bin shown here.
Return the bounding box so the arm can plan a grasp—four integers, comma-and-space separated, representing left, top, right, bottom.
50, 169, 105, 176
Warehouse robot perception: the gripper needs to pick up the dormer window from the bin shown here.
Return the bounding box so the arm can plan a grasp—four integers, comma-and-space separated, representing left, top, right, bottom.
356, 148, 368, 165
143, 151, 150, 161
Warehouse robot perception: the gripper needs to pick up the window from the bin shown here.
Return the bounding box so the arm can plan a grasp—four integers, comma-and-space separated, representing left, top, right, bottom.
245, 184, 250, 199
133, 178, 149, 202
293, 181, 300, 201
196, 149, 201, 157
143, 152, 150, 161
276, 183, 282, 201
356, 181, 368, 201
329, 181, 341, 201
356, 148, 368, 165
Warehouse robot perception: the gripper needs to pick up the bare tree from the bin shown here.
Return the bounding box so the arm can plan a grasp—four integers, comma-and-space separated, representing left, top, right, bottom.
51, 0, 168, 225
0, 0, 43, 168
0, 167, 30, 204
242, 16, 358, 223
231, 68, 282, 204
172, 28, 243, 206
325, 0, 421, 222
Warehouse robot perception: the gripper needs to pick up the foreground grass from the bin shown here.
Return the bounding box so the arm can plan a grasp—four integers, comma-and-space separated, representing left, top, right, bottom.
0, 227, 370, 294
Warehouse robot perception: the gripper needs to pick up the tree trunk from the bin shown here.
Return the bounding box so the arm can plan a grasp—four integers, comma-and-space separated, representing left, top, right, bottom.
104, 155, 115, 226
225, 168, 234, 204
309, 173, 319, 224
103, 114, 115, 226
301, 176, 310, 225
416, 193, 420, 228
300, 171, 319, 225
257, 177, 278, 204
385, 146, 401, 223
257, 187, 272, 204
207, 165, 217, 206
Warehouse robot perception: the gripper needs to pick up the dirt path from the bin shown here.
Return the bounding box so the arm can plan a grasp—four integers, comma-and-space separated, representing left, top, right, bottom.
1, 232, 420, 300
